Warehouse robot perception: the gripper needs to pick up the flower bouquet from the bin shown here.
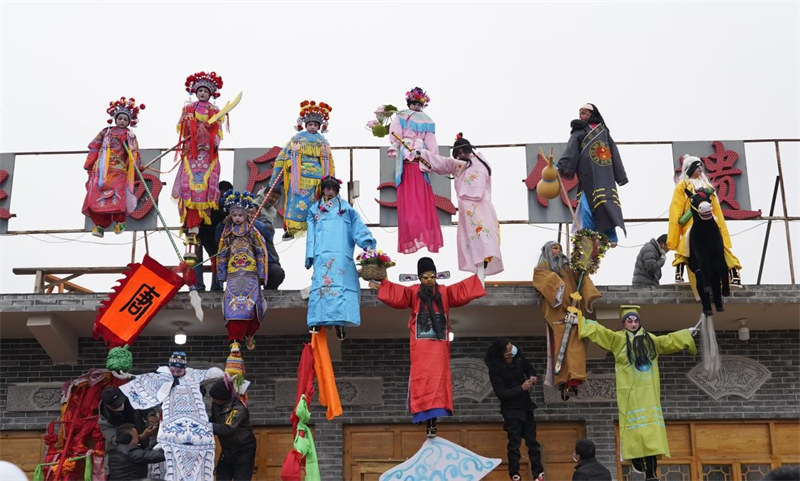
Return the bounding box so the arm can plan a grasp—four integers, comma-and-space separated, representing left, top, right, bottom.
364, 104, 398, 138
356, 249, 396, 281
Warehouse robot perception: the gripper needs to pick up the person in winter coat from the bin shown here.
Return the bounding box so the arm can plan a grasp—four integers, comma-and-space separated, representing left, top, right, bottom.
107, 424, 165, 481
485, 339, 545, 481
572, 438, 612, 481
209, 380, 257, 481
632, 234, 668, 286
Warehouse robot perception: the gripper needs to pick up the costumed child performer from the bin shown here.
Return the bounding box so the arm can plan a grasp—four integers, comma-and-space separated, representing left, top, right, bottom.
269, 100, 334, 239
217, 190, 268, 353
82, 97, 145, 238
305, 175, 377, 341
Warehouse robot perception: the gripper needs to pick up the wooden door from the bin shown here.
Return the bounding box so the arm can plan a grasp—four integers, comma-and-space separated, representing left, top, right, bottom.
344, 421, 585, 481
0, 430, 46, 479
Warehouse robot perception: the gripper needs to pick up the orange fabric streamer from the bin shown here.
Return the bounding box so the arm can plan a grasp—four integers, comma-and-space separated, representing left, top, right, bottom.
310, 328, 342, 420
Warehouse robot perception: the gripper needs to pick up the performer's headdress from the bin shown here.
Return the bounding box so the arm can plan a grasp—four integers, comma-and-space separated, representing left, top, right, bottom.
417, 257, 437, 276
168, 351, 187, 368
452, 133, 473, 157
538, 240, 568, 273
580, 102, 605, 125
185, 71, 223, 98
580, 103, 594, 112
320, 175, 342, 194
620, 305, 641, 324
222, 190, 257, 212
106, 97, 145, 126
296, 100, 332, 132
405, 87, 430, 107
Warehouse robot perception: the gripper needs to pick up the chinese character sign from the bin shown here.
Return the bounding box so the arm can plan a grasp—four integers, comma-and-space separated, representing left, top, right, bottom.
94, 254, 184, 348
672, 141, 760, 219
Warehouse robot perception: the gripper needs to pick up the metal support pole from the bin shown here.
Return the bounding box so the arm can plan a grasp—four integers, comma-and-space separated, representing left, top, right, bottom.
131, 231, 137, 264
757, 177, 780, 285
774, 141, 796, 284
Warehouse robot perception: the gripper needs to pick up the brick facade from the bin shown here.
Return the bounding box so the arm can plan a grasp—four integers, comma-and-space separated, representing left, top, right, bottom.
1, 330, 798, 480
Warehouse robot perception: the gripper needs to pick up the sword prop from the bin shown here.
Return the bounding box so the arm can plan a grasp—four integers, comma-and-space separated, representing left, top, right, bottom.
207, 91, 243, 124
141, 139, 186, 170
554, 273, 585, 375
391, 132, 431, 168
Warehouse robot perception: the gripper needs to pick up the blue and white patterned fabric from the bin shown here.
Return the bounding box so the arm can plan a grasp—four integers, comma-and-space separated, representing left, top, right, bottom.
380, 436, 500, 481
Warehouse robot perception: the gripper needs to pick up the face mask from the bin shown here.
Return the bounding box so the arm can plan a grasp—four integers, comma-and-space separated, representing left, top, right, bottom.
510, 345, 518, 357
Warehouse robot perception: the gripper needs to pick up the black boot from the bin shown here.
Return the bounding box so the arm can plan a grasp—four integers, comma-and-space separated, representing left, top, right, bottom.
335, 325, 346, 341
730, 267, 742, 287
426, 418, 438, 438
674, 264, 685, 283
644, 455, 658, 480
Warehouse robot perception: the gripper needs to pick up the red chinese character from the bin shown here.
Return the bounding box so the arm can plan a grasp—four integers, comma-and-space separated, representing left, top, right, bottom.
675, 141, 760, 219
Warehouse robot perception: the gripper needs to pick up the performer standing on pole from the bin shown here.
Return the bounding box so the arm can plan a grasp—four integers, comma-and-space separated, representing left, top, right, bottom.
269, 100, 334, 240
82, 97, 145, 238
173, 71, 226, 261
417, 133, 503, 281
558, 103, 628, 246
387, 87, 444, 254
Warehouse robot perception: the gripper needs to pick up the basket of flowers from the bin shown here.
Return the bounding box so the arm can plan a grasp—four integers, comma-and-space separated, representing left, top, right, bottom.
364, 104, 398, 138
357, 249, 396, 281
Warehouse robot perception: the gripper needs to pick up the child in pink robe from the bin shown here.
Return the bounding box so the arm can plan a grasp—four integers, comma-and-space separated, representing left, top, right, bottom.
387, 87, 444, 254
418, 133, 503, 281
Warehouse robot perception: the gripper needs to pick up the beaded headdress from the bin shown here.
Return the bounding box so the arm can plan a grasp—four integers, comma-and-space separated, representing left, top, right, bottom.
296, 100, 332, 132
222, 190, 256, 212
185, 71, 223, 98
168, 351, 187, 367
405, 87, 430, 107
106, 97, 145, 126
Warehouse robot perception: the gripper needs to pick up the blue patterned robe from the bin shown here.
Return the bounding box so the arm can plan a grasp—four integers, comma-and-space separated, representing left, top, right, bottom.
269, 130, 334, 236
305, 195, 376, 328
120, 366, 224, 481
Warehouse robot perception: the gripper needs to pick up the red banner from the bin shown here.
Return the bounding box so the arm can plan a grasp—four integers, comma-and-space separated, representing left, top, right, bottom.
93, 255, 184, 348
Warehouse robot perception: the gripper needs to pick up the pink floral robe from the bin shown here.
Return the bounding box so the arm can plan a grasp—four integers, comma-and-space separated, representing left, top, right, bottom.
419, 151, 503, 276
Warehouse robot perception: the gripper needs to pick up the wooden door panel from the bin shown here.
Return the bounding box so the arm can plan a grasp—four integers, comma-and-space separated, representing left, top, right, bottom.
0, 430, 46, 478
695, 423, 770, 457
344, 422, 584, 481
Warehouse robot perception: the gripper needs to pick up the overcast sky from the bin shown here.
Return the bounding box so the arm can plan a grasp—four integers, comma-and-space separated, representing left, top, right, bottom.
1, 1, 798, 295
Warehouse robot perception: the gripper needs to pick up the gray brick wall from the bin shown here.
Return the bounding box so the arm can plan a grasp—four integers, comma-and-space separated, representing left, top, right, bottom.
1, 330, 798, 480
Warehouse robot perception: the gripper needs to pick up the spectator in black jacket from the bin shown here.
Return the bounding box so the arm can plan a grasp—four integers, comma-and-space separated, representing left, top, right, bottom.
485, 339, 544, 481
107, 424, 164, 481
193, 180, 233, 291
632, 234, 668, 286
209, 380, 257, 481
572, 438, 612, 481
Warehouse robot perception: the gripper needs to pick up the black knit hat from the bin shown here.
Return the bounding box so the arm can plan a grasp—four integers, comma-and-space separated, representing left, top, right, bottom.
209, 380, 232, 401
101, 387, 125, 409
417, 257, 437, 276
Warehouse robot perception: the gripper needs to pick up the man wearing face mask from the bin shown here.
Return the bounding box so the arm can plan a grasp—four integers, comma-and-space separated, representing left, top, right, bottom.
572, 439, 611, 481
98, 387, 149, 454
484, 339, 544, 481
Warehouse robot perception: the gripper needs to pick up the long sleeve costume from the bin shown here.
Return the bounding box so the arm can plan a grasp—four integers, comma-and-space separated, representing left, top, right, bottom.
217, 221, 269, 342
388, 110, 444, 254
667, 178, 741, 285
532, 261, 600, 388
172, 101, 223, 229
305, 195, 376, 328
82, 126, 139, 227
578, 317, 696, 460
269, 130, 334, 237
377, 276, 486, 422
558, 121, 628, 242
419, 150, 503, 275
120, 366, 224, 481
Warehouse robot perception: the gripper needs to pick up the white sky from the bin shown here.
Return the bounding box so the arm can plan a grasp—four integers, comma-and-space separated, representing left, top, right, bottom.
1, 1, 798, 294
